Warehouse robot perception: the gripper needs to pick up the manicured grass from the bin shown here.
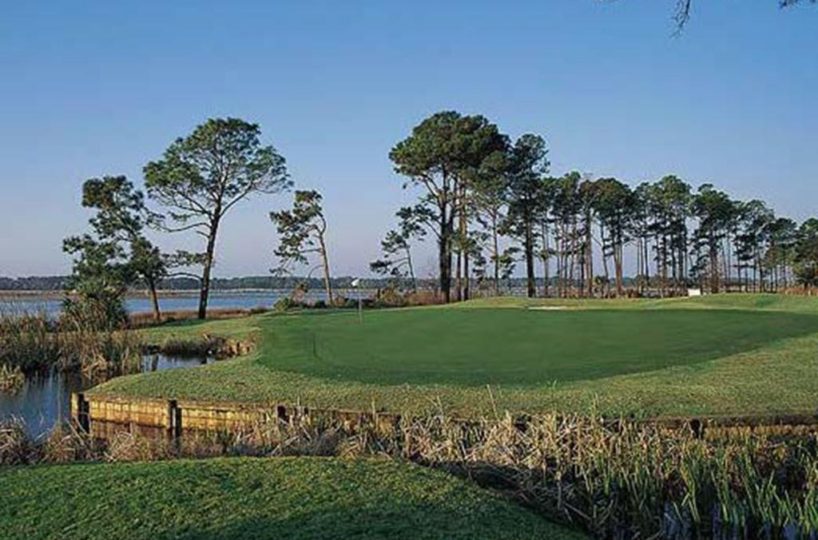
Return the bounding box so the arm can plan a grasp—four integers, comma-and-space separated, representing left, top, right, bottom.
95, 294, 818, 418
0, 457, 583, 540
255, 307, 818, 386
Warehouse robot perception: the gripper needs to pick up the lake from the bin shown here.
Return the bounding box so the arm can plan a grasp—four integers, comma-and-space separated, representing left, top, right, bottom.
0, 353, 214, 438
0, 289, 374, 317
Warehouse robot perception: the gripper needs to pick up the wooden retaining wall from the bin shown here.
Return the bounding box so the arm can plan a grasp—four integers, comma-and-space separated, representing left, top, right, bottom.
72, 392, 818, 443
71, 393, 401, 443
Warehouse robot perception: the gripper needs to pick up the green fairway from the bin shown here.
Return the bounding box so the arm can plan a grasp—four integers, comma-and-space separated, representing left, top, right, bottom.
0, 457, 582, 540
94, 294, 818, 417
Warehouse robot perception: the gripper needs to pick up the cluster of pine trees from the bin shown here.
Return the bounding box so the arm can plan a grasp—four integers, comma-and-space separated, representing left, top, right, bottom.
374, 111, 818, 300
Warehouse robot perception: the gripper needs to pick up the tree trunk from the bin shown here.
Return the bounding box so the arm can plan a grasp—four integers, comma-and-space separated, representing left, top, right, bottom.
614, 240, 624, 297
438, 186, 452, 303
541, 220, 550, 297
492, 212, 500, 297
585, 211, 593, 298
439, 237, 450, 303
600, 224, 610, 297
455, 248, 462, 302
198, 217, 220, 320
709, 234, 720, 294
405, 246, 417, 291
525, 216, 535, 298
318, 233, 334, 305
461, 186, 470, 301
643, 235, 650, 294
147, 278, 161, 323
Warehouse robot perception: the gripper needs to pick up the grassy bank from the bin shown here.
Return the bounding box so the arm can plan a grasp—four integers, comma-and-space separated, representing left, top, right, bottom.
0, 457, 582, 540
94, 294, 818, 418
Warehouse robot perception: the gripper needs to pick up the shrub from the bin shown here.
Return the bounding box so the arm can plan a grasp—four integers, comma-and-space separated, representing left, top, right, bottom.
274, 296, 296, 312
405, 289, 443, 306
373, 287, 408, 308
61, 291, 128, 332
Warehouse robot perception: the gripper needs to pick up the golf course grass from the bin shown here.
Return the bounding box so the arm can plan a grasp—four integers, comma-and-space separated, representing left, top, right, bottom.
93, 294, 818, 418
0, 457, 583, 539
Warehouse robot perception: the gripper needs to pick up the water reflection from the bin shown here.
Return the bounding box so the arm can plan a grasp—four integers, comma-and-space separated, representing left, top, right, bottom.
0, 354, 212, 438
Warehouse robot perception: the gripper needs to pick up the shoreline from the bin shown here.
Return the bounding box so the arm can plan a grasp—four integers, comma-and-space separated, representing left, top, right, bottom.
0, 288, 294, 300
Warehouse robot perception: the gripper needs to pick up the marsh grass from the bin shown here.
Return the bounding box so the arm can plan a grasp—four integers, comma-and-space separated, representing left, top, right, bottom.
1, 418, 101, 465
0, 310, 60, 372
0, 306, 144, 379
0, 364, 24, 392
0, 418, 34, 465
57, 327, 143, 377
3, 411, 816, 538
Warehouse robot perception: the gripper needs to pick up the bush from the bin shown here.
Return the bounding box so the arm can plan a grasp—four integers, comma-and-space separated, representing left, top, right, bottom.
373, 287, 409, 308
274, 296, 296, 312
61, 291, 128, 332
405, 290, 444, 306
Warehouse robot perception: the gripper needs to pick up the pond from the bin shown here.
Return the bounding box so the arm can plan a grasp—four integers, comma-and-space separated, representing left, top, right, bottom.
0, 353, 213, 438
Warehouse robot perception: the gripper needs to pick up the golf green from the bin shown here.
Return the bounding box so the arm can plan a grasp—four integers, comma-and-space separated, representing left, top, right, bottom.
259, 307, 818, 386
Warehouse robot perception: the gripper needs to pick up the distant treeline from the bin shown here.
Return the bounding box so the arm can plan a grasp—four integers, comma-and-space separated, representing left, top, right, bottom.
0, 276, 71, 291
0, 274, 617, 293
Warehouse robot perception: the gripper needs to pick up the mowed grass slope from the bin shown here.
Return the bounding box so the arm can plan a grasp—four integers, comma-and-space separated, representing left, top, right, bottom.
95, 294, 818, 418
0, 457, 582, 540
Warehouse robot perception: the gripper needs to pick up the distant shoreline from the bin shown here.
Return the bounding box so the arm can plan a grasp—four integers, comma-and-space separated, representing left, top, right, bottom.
0, 289, 289, 300
0, 287, 377, 301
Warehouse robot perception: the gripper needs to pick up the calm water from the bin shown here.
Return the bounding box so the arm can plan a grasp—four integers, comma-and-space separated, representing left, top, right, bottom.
0, 289, 373, 317
0, 353, 212, 438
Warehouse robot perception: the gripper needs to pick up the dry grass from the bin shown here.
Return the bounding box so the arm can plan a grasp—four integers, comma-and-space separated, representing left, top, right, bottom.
0, 419, 35, 465
0, 364, 24, 392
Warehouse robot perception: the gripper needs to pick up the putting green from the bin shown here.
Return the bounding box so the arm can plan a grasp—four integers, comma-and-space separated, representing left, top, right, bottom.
260, 307, 818, 386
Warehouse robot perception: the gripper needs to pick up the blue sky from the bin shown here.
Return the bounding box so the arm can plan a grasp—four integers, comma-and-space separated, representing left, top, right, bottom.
1, 1, 816, 278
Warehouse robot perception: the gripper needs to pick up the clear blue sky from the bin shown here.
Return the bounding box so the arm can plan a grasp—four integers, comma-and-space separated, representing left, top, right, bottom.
1, 1, 816, 278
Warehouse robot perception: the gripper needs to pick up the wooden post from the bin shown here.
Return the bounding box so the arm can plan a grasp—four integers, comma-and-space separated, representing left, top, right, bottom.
276, 405, 289, 424
72, 393, 90, 433
168, 400, 182, 448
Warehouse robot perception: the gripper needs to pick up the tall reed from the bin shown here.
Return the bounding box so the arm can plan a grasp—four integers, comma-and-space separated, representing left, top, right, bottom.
0, 309, 60, 372
0, 304, 143, 378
